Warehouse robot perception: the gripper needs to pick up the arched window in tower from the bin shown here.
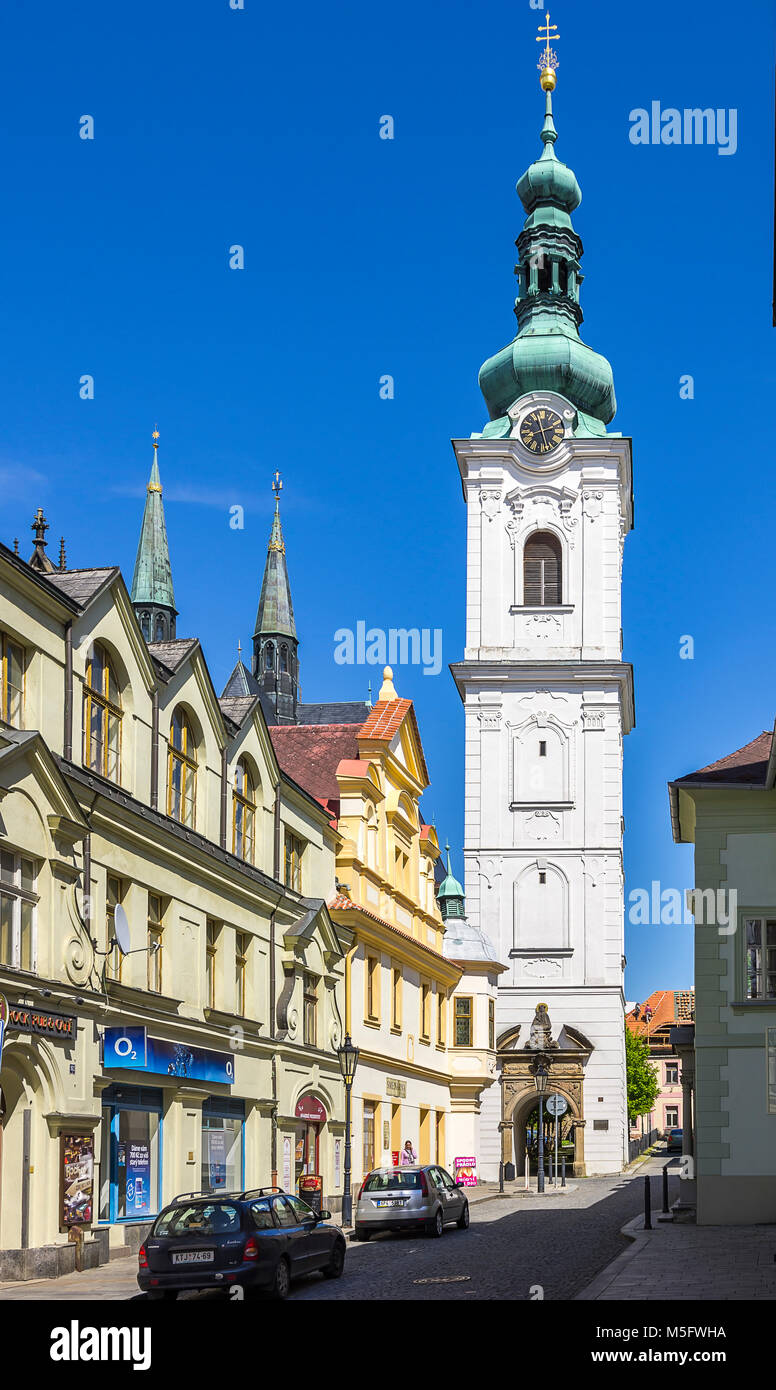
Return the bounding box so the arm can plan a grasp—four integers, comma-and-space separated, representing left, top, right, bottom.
233, 757, 256, 863
265, 642, 274, 672
154, 614, 165, 642
523, 532, 562, 606
168, 706, 197, 827
140, 612, 151, 640
279, 644, 288, 673
83, 643, 122, 782
558, 261, 568, 293
537, 257, 552, 293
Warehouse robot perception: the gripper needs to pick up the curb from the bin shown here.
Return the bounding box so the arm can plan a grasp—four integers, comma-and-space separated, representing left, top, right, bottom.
573, 1214, 652, 1301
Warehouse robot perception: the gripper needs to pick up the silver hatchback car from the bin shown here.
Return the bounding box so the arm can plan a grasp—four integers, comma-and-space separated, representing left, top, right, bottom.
354, 1164, 470, 1240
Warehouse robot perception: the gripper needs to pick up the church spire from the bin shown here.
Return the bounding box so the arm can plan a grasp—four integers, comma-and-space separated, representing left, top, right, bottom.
477, 16, 616, 434
131, 428, 178, 643
437, 843, 466, 921
252, 471, 299, 724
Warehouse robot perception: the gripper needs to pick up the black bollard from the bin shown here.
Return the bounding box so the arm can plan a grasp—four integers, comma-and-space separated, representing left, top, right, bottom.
499, 1158, 504, 1194
561, 1155, 566, 1187
644, 1175, 652, 1229
662, 1162, 670, 1214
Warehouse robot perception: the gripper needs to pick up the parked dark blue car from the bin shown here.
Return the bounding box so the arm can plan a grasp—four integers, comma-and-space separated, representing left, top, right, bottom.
138, 1188, 346, 1300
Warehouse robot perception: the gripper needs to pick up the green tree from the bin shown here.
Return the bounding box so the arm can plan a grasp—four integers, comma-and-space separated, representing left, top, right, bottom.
625, 1026, 660, 1125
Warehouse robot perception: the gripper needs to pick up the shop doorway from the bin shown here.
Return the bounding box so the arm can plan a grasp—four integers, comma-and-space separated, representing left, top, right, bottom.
99, 1084, 162, 1223
293, 1093, 327, 1187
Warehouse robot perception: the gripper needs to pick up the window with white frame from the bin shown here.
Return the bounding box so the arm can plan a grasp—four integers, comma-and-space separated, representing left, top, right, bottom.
665, 1061, 679, 1085
745, 918, 776, 1000
665, 1106, 679, 1128
0, 849, 37, 972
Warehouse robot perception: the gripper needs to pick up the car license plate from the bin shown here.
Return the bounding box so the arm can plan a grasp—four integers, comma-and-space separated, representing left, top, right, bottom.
375, 1199, 404, 1208
172, 1250, 214, 1265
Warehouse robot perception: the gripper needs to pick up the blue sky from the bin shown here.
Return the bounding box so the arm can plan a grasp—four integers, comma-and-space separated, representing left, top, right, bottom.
0, 0, 773, 1001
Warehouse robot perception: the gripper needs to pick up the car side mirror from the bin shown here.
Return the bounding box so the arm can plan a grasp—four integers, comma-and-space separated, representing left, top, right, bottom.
317, 1209, 331, 1222
454, 1180, 465, 1188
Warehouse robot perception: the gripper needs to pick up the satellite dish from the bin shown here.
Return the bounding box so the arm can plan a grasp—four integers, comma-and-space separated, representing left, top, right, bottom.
113, 903, 131, 956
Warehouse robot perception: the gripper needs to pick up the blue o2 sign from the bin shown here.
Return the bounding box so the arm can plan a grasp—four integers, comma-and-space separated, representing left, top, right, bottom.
104, 1027, 234, 1085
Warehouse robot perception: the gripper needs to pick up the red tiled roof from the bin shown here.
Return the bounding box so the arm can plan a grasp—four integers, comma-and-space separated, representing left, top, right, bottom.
675, 731, 771, 786
269, 724, 359, 804
358, 698, 429, 785
328, 893, 449, 962
626, 989, 695, 1036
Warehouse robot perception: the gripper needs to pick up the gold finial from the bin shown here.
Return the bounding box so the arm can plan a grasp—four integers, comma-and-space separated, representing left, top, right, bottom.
536, 11, 559, 91
272, 470, 283, 506
152, 425, 160, 449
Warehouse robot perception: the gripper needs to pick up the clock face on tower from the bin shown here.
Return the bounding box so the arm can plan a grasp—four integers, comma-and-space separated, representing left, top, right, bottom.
519, 408, 565, 456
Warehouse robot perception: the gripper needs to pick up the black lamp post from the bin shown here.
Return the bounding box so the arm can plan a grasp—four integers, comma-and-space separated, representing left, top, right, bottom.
337, 1032, 359, 1227
530, 1055, 550, 1194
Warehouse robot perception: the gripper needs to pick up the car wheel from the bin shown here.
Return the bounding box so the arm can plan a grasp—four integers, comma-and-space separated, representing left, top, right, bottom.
270, 1257, 291, 1300
426, 1207, 444, 1238
354, 1226, 370, 1242
456, 1201, 470, 1230
322, 1240, 346, 1279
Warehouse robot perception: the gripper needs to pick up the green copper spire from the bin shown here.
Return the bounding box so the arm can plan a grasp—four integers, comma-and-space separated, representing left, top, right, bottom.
438, 843, 466, 921
253, 473, 297, 643
252, 472, 299, 724
478, 31, 616, 433
131, 430, 177, 643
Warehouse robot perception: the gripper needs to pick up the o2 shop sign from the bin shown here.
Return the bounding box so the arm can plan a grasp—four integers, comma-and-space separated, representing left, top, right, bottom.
104, 1027, 234, 1085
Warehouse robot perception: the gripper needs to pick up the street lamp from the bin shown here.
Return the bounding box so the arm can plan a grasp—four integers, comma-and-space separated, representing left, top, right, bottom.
337, 1032, 359, 1227
530, 1055, 550, 1194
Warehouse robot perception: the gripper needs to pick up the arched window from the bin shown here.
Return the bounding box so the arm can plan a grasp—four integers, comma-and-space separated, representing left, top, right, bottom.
140, 613, 151, 640
83, 643, 122, 781
233, 758, 256, 862
523, 532, 562, 606
168, 706, 197, 827
279, 644, 288, 673
154, 614, 165, 642
265, 642, 274, 672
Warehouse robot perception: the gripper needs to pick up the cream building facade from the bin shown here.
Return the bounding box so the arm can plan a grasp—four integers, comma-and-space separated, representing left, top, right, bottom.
0, 464, 351, 1277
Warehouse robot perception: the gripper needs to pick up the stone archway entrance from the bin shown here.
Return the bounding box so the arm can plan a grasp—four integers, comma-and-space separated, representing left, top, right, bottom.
498, 1018, 593, 1178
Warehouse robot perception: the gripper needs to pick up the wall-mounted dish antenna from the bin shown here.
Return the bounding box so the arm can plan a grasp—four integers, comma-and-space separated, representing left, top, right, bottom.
113, 903, 131, 956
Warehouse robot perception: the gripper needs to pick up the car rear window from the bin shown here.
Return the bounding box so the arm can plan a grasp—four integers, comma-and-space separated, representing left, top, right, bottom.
363, 1172, 423, 1192
153, 1203, 242, 1237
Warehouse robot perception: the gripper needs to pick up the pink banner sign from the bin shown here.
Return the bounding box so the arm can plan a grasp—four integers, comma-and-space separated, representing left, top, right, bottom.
453, 1156, 477, 1187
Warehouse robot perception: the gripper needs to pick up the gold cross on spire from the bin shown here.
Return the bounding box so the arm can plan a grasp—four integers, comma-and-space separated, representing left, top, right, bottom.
272, 470, 283, 504
536, 11, 560, 90
152, 425, 160, 449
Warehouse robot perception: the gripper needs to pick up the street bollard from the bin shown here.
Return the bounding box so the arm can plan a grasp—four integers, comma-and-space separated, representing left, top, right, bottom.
499, 1159, 504, 1194
561, 1155, 566, 1187
662, 1161, 670, 1215
644, 1175, 652, 1230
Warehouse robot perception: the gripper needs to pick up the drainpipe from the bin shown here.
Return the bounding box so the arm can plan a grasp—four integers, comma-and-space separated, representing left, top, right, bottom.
150, 689, 159, 810
273, 789, 282, 882
269, 910, 276, 1039
271, 1054, 278, 1188
63, 622, 73, 759
20, 1109, 31, 1249
83, 834, 91, 936
220, 748, 228, 850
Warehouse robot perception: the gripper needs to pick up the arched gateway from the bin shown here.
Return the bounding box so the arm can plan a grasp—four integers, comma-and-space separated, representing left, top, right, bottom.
497, 1010, 594, 1178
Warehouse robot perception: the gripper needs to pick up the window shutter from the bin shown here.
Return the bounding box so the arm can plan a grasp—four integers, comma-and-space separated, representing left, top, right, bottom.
523, 534, 562, 606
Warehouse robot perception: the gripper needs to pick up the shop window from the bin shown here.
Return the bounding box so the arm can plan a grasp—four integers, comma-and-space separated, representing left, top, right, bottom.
201, 1098, 245, 1193
362, 1101, 376, 1175
0, 633, 24, 727
147, 894, 164, 993
454, 995, 473, 1047
83, 643, 122, 782
105, 875, 124, 982
98, 1085, 162, 1223
168, 707, 197, 827
232, 758, 256, 863
0, 849, 37, 972
420, 982, 431, 1041
235, 931, 249, 1016
206, 918, 220, 1010
284, 830, 305, 893
745, 918, 776, 999
303, 972, 318, 1047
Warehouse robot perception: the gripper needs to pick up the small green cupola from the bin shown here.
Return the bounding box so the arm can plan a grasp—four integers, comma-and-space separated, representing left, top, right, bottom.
131, 429, 178, 644
477, 25, 616, 434
438, 843, 466, 921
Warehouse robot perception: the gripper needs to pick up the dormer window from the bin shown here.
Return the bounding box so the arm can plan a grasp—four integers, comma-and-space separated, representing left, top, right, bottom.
83, 644, 122, 782
523, 532, 562, 606
168, 707, 197, 827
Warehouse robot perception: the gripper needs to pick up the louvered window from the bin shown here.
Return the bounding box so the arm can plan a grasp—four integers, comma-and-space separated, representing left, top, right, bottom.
523, 533, 562, 606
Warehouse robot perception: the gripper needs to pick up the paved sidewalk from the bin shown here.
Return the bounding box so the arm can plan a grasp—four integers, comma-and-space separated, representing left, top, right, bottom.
577, 1214, 776, 1301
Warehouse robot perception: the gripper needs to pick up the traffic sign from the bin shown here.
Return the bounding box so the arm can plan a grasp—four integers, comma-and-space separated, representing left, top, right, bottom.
545, 1093, 568, 1117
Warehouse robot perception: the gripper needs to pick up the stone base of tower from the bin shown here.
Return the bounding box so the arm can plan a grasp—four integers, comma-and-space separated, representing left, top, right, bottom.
489, 990, 627, 1180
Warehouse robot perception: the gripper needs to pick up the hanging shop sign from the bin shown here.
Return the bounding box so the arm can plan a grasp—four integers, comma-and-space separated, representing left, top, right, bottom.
60, 1133, 95, 1229
294, 1094, 327, 1124
7, 1005, 76, 1042
104, 1027, 234, 1085
453, 1155, 478, 1187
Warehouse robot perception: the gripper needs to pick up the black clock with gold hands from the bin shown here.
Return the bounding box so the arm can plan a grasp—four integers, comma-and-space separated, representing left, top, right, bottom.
519, 408, 565, 455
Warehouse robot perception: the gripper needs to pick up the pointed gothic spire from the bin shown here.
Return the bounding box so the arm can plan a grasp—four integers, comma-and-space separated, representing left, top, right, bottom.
252, 472, 299, 723
29, 508, 54, 572
131, 428, 178, 643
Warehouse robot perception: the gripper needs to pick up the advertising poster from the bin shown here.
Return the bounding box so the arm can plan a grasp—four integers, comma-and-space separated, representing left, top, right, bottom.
282, 1136, 292, 1193
61, 1133, 94, 1227
126, 1141, 151, 1214
453, 1155, 478, 1187
207, 1129, 227, 1188
334, 1138, 341, 1189
104, 1027, 234, 1085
